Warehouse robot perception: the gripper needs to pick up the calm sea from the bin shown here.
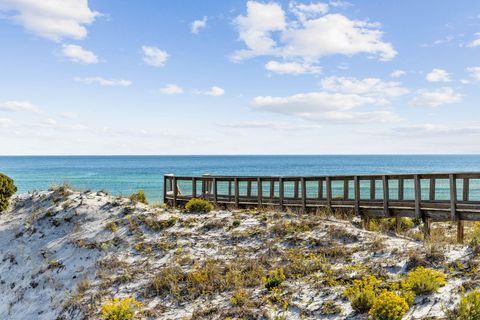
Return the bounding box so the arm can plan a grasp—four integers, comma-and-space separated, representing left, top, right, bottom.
0, 155, 480, 203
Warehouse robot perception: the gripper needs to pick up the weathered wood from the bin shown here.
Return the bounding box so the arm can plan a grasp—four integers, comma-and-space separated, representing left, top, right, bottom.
354, 176, 360, 216
301, 177, 307, 212
370, 179, 376, 200
429, 178, 435, 201
398, 178, 404, 201
294, 180, 299, 198
257, 177, 263, 207
173, 176, 178, 208
457, 220, 464, 244
270, 180, 274, 198
395, 217, 401, 233
463, 178, 469, 201
423, 217, 431, 240
318, 178, 323, 199
279, 178, 284, 209
326, 177, 332, 210
414, 175, 421, 218
228, 180, 232, 199
163, 176, 168, 204
247, 181, 252, 197
192, 177, 197, 198
212, 177, 217, 205
450, 174, 457, 221
344, 179, 349, 199
234, 178, 239, 208
382, 175, 389, 216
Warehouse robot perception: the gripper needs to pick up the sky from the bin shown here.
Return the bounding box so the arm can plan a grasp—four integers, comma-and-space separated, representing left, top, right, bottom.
0, 0, 480, 155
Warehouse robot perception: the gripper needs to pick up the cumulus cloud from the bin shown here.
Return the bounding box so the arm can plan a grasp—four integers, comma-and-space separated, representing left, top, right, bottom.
390, 70, 406, 78
232, 1, 396, 68
191, 16, 207, 34
74, 76, 132, 87
159, 84, 184, 95
426, 68, 451, 82
265, 60, 321, 74
467, 33, 480, 47
61, 44, 98, 64
218, 120, 321, 131
410, 87, 462, 107
195, 86, 225, 97
466, 67, 480, 81
0, 0, 99, 41
0, 101, 41, 113
0, 118, 13, 127
250, 76, 406, 123
142, 46, 169, 67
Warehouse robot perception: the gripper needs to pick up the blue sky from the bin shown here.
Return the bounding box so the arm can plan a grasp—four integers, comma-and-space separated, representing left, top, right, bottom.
0, 0, 479, 155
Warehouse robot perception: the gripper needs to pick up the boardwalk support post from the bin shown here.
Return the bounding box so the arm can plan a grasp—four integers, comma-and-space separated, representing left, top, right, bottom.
257, 177, 263, 208
301, 177, 307, 213
279, 177, 284, 210
234, 178, 239, 208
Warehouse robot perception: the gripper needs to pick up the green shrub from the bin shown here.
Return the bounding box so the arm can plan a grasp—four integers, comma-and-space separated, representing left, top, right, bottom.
369, 291, 409, 320
344, 275, 382, 313
129, 190, 148, 204
446, 289, 480, 320
185, 198, 213, 213
101, 297, 142, 320
263, 268, 286, 291
0, 173, 16, 213
404, 267, 445, 295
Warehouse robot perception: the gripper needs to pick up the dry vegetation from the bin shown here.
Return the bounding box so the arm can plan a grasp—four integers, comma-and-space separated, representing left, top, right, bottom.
1, 187, 480, 319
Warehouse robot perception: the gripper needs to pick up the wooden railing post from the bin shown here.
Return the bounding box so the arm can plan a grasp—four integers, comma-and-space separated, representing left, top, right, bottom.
270, 180, 274, 199
429, 178, 435, 201
212, 177, 217, 206
398, 178, 404, 201
228, 180, 232, 201
344, 179, 349, 199
279, 177, 284, 210
294, 180, 299, 199
326, 177, 332, 211
247, 181, 252, 198
172, 176, 178, 208
370, 179, 376, 200
257, 177, 263, 208
192, 177, 197, 198
301, 177, 307, 212
382, 175, 389, 216
354, 176, 360, 216
463, 178, 469, 201
163, 175, 168, 205
318, 178, 323, 199
449, 174, 457, 221
414, 175, 421, 219
234, 178, 239, 208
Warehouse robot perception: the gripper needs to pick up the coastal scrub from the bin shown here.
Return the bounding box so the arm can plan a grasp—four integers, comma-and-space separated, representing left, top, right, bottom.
0, 173, 16, 213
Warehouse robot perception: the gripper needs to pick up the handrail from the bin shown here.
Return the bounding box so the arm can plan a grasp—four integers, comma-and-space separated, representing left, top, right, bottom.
163, 173, 480, 243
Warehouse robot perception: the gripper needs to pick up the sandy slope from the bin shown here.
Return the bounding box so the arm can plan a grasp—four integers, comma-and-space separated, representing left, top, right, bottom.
0, 188, 475, 319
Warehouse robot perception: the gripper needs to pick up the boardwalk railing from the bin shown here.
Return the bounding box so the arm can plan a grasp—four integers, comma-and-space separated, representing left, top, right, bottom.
164, 173, 480, 242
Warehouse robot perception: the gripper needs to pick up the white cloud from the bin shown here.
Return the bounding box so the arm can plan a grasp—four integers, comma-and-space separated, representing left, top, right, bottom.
251, 76, 406, 123
289, 2, 329, 22
61, 44, 98, 64
426, 68, 451, 82
0, 118, 13, 127
467, 33, 480, 47
390, 70, 406, 78
0, 0, 99, 41
159, 84, 184, 95
195, 86, 225, 97
232, 1, 396, 63
392, 123, 480, 137
142, 46, 169, 67
218, 120, 321, 131
265, 60, 321, 74
467, 67, 480, 81
191, 16, 207, 34
60, 112, 78, 119
74, 76, 132, 87
0, 101, 40, 113
410, 87, 462, 107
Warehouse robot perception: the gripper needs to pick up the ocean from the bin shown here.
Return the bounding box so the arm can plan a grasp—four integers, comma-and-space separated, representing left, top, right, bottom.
1, 155, 480, 203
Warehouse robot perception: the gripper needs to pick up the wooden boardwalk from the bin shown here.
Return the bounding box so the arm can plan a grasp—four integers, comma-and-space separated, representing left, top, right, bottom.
164, 173, 480, 242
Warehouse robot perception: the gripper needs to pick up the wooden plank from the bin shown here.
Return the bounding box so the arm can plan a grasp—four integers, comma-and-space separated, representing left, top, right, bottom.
414, 175, 421, 218
370, 179, 376, 200
463, 178, 469, 202
192, 177, 197, 198
279, 178, 284, 209
318, 178, 323, 199
450, 174, 457, 221
163, 176, 168, 204
344, 179, 349, 199
326, 177, 332, 210
457, 220, 464, 244
398, 178, 404, 201
382, 175, 389, 216
173, 176, 178, 208
228, 180, 232, 199
213, 177, 218, 205
301, 177, 307, 212
257, 177, 263, 207
234, 178, 239, 208
247, 181, 252, 197
429, 178, 435, 201
270, 180, 274, 198
294, 180, 299, 198
354, 176, 360, 216
423, 217, 431, 240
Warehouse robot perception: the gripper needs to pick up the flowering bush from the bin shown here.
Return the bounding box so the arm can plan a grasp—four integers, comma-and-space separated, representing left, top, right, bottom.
185, 198, 213, 213
404, 267, 445, 295
0, 173, 16, 213
369, 291, 409, 320
101, 297, 142, 320
344, 275, 382, 313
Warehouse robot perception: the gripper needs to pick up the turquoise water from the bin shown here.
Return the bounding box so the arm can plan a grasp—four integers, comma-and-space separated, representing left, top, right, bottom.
1, 155, 480, 203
